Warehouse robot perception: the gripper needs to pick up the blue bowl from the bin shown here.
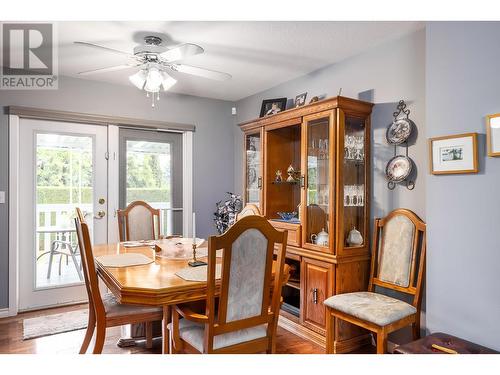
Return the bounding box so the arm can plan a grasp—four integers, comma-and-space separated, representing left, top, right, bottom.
277, 211, 297, 221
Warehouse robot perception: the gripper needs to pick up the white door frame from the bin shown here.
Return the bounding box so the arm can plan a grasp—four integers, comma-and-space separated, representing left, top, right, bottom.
8, 114, 20, 316
8, 116, 194, 316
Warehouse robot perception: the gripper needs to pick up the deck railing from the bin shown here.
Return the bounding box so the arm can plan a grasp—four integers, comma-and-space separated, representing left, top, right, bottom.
36, 202, 175, 255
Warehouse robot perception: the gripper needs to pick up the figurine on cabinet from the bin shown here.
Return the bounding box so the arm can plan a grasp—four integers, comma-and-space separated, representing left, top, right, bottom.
275, 169, 283, 183
286, 165, 297, 182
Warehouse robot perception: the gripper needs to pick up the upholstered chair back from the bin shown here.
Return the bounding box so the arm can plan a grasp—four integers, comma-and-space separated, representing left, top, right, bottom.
74, 208, 106, 318
378, 214, 416, 287
369, 208, 426, 307
226, 228, 268, 321
117, 201, 161, 241
236, 203, 262, 222
204, 215, 288, 352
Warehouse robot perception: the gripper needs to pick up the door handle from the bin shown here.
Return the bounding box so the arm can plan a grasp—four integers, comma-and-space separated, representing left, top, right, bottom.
257, 176, 262, 189
311, 288, 318, 304
300, 175, 306, 189
94, 210, 106, 219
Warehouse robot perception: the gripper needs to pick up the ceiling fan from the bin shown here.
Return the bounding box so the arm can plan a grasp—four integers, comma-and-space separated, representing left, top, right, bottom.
74, 36, 232, 107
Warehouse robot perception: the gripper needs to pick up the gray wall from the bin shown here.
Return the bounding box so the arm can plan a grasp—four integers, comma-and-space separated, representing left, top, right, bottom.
425, 22, 500, 351
233, 29, 427, 342
0, 75, 235, 308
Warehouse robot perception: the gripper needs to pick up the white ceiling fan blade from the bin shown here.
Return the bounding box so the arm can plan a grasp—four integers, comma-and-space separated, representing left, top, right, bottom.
74, 41, 135, 58
78, 64, 139, 75
160, 43, 204, 62
171, 64, 231, 81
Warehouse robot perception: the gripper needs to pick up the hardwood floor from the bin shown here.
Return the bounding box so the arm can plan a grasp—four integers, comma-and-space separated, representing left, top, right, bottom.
0, 304, 332, 354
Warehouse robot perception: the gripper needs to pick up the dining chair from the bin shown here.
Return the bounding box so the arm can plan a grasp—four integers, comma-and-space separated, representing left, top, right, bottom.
117, 200, 162, 241
75, 208, 163, 354
324, 208, 426, 354
170, 215, 288, 354
236, 203, 262, 221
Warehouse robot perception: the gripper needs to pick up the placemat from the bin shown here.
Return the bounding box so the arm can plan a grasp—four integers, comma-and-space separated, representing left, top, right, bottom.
175, 264, 222, 282
122, 240, 158, 248
96, 253, 153, 267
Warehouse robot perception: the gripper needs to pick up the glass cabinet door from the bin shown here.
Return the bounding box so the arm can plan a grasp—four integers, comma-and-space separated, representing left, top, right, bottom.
342, 115, 368, 249
244, 131, 262, 208
302, 112, 333, 251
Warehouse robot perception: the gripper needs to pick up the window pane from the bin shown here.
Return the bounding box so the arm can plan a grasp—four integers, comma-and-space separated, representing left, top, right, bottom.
35, 133, 92, 289
126, 140, 172, 235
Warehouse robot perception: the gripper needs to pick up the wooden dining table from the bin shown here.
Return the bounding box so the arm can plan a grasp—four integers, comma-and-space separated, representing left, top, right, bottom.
93, 239, 214, 354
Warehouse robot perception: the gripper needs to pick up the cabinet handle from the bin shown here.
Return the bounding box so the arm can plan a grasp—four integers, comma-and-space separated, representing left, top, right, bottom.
257, 176, 262, 189
311, 288, 318, 304
300, 175, 305, 189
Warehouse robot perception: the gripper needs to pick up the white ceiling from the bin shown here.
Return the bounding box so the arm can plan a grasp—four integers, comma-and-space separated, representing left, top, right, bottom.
54, 21, 423, 101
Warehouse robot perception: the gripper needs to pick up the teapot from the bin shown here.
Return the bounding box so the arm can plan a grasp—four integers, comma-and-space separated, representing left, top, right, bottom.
311, 228, 329, 246
347, 227, 363, 246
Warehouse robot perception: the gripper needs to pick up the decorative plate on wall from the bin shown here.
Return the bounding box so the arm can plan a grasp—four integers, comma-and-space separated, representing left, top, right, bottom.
386, 118, 413, 145
385, 155, 414, 189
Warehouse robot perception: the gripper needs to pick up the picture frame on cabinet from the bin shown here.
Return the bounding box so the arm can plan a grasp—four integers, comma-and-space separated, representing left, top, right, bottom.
486, 113, 500, 157
259, 97, 287, 117
294, 92, 307, 107
429, 132, 478, 175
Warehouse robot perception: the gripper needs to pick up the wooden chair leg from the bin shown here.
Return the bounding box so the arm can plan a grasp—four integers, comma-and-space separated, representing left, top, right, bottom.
325, 311, 335, 354
92, 322, 106, 354
376, 331, 387, 354
266, 337, 276, 354
145, 321, 153, 349
79, 309, 96, 354
162, 306, 171, 354
412, 319, 421, 340
170, 307, 182, 353
265, 316, 278, 354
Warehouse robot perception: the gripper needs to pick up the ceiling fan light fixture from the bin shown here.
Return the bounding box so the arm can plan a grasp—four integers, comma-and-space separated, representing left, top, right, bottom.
144, 67, 163, 93
161, 71, 177, 91
129, 69, 147, 90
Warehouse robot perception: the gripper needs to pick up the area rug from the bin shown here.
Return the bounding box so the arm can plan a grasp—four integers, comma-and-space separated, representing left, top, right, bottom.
23, 309, 89, 340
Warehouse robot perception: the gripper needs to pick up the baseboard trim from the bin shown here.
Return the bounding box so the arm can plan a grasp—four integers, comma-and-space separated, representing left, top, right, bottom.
278, 315, 326, 348
0, 308, 10, 318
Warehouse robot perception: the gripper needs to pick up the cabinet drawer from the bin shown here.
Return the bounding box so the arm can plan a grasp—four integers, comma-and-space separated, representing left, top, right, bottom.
300, 257, 333, 333
269, 220, 301, 247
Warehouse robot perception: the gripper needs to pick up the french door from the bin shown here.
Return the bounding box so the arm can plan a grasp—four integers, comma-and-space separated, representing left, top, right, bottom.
118, 128, 184, 236
18, 119, 108, 311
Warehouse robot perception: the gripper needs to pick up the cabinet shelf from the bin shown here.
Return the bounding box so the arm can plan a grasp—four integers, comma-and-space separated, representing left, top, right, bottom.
285, 280, 300, 290
344, 158, 364, 163
271, 180, 300, 185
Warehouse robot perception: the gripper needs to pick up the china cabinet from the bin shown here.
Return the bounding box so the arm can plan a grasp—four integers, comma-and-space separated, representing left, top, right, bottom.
239, 96, 373, 352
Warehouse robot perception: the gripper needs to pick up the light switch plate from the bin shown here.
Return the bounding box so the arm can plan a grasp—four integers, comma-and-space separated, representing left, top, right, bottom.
0, 191, 4, 204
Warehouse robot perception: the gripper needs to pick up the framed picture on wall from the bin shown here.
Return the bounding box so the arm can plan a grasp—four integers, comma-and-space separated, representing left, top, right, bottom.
259, 98, 287, 117
429, 133, 478, 175
486, 113, 500, 157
